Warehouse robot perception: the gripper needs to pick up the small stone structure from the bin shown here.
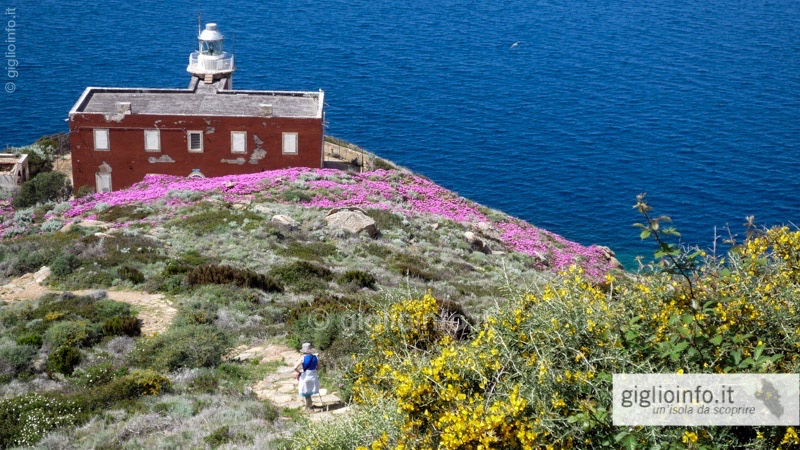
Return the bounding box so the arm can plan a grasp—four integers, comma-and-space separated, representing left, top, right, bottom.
0, 153, 29, 191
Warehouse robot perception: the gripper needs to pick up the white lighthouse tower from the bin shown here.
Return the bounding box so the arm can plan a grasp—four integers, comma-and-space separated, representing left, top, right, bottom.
187, 23, 235, 88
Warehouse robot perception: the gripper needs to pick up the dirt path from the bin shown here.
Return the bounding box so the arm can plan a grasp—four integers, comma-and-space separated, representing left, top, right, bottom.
0, 267, 176, 335
232, 344, 349, 422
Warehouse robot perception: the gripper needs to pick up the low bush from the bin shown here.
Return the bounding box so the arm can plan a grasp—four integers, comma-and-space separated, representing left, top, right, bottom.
118, 265, 145, 284
129, 325, 232, 371
367, 208, 406, 231
101, 316, 141, 337
0, 343, 36, 379
337, 270, 377, 289
270, 261, 332, 292
276, 241, 338, 261
15, 333, 43, 348
188, 371, 219, 393
96, 204, 153, 222
46, 345, 82, 376
0, 393, 83, 448
69, 361, 118, 388
287, 295, 369, 353
188, 264, 283, 292
50, 253, 79, 277
88, 369, 171, 408
43, 320, 95, 348
12, 171, 72, 209
204, 425, 232, 447
280, 188, 313, 203
390, 253, 440, 281
174, 208, 263, 235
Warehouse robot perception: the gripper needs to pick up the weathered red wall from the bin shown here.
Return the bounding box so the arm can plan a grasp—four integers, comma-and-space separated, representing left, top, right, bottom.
69, 113, 323, 192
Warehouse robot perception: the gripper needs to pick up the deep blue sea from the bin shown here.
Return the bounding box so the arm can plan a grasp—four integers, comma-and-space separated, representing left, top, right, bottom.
2, 0, 799, 267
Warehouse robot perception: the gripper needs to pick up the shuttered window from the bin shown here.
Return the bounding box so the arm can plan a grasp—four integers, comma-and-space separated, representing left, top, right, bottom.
282, 132, 298, 155
231, 131, 246, 154
188, 131, 203, 153
94, 129, 109, 151
144, 129, 160, 152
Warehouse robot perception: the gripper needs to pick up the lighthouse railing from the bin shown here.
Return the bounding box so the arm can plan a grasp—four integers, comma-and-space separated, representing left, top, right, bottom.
188, 52, 235, 74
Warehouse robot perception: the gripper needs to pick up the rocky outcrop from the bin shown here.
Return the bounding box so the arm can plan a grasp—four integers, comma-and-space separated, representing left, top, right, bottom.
596, 245, 623, 270
325, 207, 378, 238
271, 214, 299, 231
464, 231, 490, 254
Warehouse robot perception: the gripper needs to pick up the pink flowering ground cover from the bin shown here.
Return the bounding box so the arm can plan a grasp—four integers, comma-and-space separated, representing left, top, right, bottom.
3, 168, 613, 279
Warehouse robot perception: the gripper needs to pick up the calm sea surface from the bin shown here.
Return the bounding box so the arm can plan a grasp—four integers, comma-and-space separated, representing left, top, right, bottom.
2, 0, 799, 266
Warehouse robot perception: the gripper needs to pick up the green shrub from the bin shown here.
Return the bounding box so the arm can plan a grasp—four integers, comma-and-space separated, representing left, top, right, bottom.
12, 171, 72, 209
338, 270, 377, 289
280, 188, 313, 203
287, 295, 369, 353
187, 264, 283, 293
0, 343, 36, 379
0, 393, 83, 448
89, 369, 171, 408
70, 361, 118, 388
276, 241, 337, 261
50, 253, 78, 277
367, 208, 406, 231
96, 204, 153, 222
118, 265, 145, 284
101, 315, 141, 337
46, 345, 82, 375
204, 425, 231, 447
189, 371, 220, 393
44, 320, 95, 348
270, 261, 332, 292
17, 142, 56, 178
175, 209, 262, 235
76, 185, 95, 198
129, 325, 232, 371
15, 333, 43, 348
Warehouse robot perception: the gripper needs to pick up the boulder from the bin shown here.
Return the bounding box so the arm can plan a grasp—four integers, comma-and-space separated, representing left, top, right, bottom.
596, 245, 624, 270
325, 208, 378, 238
271, 214, 299, 230
464, 231, 490, 254
33, 266, 51, 284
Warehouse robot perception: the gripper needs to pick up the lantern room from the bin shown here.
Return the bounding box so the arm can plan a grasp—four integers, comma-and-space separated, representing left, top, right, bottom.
187, 23, 236, 84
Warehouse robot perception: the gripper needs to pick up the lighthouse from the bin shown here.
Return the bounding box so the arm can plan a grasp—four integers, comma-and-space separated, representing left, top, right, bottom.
69, 20, 325, 194
187, 23, 235, 88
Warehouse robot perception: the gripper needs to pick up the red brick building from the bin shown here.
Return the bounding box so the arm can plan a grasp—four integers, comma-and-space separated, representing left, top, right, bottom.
68, 23, 324, 193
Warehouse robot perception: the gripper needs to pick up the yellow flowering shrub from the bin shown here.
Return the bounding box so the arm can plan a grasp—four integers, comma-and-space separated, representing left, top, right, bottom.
298, 226, 800, 449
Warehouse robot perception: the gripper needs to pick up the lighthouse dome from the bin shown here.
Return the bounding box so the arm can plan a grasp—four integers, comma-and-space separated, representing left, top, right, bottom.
199, 23, 223, 41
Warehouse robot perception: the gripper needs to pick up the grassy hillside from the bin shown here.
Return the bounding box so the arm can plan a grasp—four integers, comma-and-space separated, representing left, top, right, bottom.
0, 145, 797, 448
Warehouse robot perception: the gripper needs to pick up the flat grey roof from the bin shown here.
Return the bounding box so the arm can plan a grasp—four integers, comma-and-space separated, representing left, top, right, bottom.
70, 83, 324, 119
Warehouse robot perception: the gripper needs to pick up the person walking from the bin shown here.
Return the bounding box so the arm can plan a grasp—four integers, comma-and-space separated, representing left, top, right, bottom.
295, 342, 320, 411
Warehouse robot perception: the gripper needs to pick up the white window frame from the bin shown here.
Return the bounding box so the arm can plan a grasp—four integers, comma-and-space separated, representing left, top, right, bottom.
282, 132, 298, 155
144, 129, 161, 152
95, 172, 111, 193
94, 129, 110, 151
231, 131, 247, 154
187, 130, 203, 153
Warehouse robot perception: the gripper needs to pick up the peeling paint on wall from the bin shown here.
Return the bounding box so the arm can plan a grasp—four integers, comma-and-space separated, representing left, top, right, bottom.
250, 134, 266, 164
103, 112, 126, 123
221, 157, 246, 165
206, 127, 215, 134
148, 155, 176, 163
249, 149, 266, 165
